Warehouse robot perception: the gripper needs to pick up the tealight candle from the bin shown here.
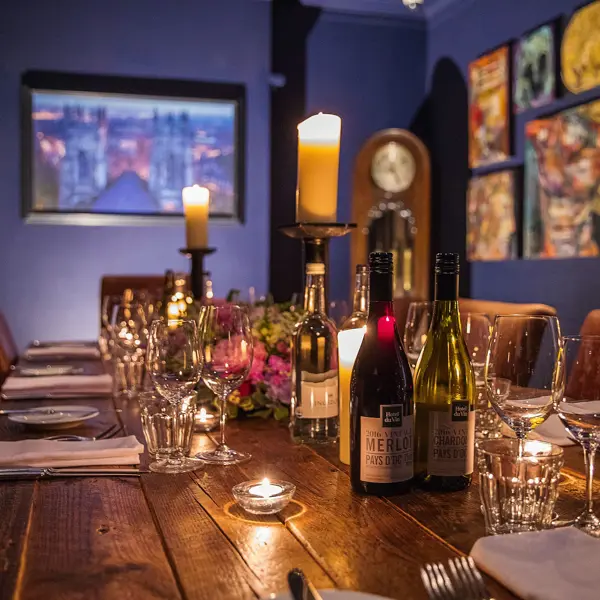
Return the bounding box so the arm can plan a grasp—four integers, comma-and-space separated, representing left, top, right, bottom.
248, 478, 284, 498
195, 407, 218, 432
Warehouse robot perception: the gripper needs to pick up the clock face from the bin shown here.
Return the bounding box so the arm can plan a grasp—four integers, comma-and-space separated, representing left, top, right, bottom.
370, 142, 416, 193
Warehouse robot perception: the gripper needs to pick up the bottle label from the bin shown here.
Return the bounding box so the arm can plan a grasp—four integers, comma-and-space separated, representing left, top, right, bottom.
427, 400, 475, 476
360, 405, 413, 483
298, 372, 338, 419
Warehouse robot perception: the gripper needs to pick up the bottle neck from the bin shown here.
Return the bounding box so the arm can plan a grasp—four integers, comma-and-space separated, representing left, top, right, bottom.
432, 271, 461, 327
352, 271, 369, 314
366, 270, 396, 342
304, 273, 326, 314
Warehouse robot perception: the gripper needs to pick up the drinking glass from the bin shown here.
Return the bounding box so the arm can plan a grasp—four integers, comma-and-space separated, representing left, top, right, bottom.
556, 336, 600, 537
403, 301, 433, 370
462, 313, 501, 439
139, 391, 198, 473
196, 305, 254, 465
478, 438, 564, 535
485, 315, 563, 452
146, 319, 201, 403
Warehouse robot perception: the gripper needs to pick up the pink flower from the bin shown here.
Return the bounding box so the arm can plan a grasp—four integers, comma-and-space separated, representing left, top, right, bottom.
248, 340, 267, 385
276, 340, 290, 357
265, 354, 292, 405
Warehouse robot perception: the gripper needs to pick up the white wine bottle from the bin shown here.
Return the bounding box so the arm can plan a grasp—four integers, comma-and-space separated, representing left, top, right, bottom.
414, 253, 475, 491
351, 252, 414, 495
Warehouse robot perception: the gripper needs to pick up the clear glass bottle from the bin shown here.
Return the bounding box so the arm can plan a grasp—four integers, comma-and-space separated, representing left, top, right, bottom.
414, 253, 476, 491
291, 262, 339, 444
338, 265, 369, 465
350, 252, 414, 495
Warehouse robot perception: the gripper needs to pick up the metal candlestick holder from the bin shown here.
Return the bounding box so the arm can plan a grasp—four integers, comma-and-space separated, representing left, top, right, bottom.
179, 247, 216, 299
279, 222, 356, 311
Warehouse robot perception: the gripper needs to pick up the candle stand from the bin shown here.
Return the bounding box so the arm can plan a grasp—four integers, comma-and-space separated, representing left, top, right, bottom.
279, 222, 356, 312
179, 247, 216, 300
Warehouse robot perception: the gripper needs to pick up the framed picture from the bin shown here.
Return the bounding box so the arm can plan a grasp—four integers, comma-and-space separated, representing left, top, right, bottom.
513, 20, 559, 114
467, 170, 519, 261
561, 0, 600, 94
468, 46, 511, 168
524, 99, 600, 259
22, 71, 246, 226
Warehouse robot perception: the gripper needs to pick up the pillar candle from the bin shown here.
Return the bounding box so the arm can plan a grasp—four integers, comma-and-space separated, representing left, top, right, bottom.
182, 185, 210, 248
337, 326, 366, 465
296, 113, 341, 223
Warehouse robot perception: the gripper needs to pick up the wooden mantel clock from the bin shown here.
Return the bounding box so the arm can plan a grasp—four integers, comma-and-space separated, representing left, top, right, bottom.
350, 128, 431, 301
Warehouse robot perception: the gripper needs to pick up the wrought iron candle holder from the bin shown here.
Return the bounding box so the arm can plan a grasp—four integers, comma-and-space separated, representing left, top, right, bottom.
279, 222, 356, 311
179, 247, 216, 300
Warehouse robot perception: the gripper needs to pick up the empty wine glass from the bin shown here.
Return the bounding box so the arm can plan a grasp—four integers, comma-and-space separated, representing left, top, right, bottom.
146, 319, 201, 403
196, 305, 254, 465
485, 315, 563, 453
556, 336, 600, 537
403, 301, 433, 370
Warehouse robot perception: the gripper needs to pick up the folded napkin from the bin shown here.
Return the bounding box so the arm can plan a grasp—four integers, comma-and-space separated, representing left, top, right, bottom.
0, 435, 143, 467
1, 373, 113, 399
500, 414, 576, 447
471, 527, 600, 600
24, 345, 101, 360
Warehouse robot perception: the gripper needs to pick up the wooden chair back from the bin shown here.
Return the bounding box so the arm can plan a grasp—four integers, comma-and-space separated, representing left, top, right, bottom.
100, 275, 166, 302
0, 312, 18, 381
564, 309, 600, 401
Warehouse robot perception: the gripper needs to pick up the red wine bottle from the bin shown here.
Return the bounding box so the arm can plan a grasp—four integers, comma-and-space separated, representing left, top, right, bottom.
350, 252, 414, 495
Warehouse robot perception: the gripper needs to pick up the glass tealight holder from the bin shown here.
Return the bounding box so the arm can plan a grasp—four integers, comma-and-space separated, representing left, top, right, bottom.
232, 478, 296, 515
195, 407, 218, 432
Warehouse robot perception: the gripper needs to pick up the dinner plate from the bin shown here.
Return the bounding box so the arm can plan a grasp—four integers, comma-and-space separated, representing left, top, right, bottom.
8, 405, 100, 430
267, 591, 392, 600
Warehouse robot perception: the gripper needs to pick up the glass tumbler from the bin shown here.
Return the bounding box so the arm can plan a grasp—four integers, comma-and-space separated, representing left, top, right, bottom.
478, 438, 564, 535
139, 392, 198, 473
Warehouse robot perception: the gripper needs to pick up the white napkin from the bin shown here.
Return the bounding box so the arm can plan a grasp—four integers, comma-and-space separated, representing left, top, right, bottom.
1, 373, 113, 399
500, 415, 576, 447
0, 435, 143, 467
471, 527, 600, 600
24, 345, 101, 360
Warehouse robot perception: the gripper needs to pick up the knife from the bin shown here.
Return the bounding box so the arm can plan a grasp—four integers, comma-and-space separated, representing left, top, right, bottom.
288, 569, 323, 600
0, 467, 142, 480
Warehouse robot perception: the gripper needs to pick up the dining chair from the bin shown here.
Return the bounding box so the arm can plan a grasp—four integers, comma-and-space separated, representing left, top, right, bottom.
580, 309, 600, 336
0, 311, 18, 382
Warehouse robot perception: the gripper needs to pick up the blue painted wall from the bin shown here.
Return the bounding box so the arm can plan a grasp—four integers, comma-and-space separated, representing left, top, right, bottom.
0, 0, 270, 348
427, 0, 600, 335
307, 11, 427, 303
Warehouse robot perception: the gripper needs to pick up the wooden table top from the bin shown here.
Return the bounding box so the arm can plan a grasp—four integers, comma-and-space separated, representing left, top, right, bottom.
0, 368, 597, 599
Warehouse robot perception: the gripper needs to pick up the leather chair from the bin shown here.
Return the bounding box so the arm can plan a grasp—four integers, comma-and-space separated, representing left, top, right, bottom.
580, 309, 600, 336
565, 309, 600, 401
0, 311, 18, 382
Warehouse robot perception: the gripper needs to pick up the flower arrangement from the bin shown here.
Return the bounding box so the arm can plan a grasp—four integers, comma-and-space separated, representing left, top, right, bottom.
200, 296, 304, 421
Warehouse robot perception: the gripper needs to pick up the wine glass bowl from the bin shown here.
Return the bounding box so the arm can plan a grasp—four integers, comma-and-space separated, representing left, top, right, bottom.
485, 315, 563, 443
556, 335, 600, 536
461, 312, 492, 384
196, 305, 254, 465
403, 301, 433, 370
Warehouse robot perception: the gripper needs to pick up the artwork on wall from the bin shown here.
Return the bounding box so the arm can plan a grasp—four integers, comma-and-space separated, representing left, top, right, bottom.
513, 21, 558, 114
467, 170, 518, 261
468, 46, 511, 168
22, 71, 246, 225
561, 0, 600, 94
524, 99, 600, 259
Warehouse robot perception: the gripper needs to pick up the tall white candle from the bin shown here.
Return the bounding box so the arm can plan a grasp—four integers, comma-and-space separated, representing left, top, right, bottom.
182, 185, 210, 248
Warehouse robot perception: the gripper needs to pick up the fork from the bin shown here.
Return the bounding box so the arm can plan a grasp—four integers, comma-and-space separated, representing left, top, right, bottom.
421, 556, 494, 600
43, 423, 124, 442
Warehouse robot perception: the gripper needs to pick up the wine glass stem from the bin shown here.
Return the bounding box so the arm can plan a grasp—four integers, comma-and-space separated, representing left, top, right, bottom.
583, 444, 598, 517
517, 433, 526, 458
219, 393, 227, 447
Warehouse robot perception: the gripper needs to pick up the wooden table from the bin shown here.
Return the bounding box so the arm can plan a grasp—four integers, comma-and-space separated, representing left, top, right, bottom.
0, 376, 597, 599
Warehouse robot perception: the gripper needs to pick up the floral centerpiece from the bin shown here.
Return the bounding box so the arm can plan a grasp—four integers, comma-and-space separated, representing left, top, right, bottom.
197, 295, 303, 421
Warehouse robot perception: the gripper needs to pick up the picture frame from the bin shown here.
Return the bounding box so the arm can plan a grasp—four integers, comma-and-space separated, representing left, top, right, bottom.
468, 45, 511, 169
467, 168, 520, 262
21, 70, 246, 226
523, 98, 600, 259
513, 18, 562, 114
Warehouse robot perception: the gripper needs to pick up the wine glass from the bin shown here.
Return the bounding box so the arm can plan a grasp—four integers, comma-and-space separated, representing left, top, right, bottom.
196, 305, 254, 465
403, 301, 433, 370
556, 336, 600, 536
485, 315, 563, 453
146, 319, 201, 403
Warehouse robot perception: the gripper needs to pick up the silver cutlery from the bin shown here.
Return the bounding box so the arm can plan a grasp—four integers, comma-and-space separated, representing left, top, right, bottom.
421, 556, 494, 600
0, 466, 141, 480
43, 424, 124, 442
288, 568, 323, 600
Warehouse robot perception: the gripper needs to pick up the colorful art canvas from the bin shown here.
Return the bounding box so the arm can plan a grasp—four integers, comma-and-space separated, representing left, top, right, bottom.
467, 171, 518, 261
524, 100, 600, 259
513, 23, 557, 114
469, 46, 511, 168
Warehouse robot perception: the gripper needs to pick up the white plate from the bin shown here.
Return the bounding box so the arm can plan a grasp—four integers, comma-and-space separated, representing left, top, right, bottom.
267, 591, 392, 600
18, 365, 76, 377
8, 405, 100, 430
